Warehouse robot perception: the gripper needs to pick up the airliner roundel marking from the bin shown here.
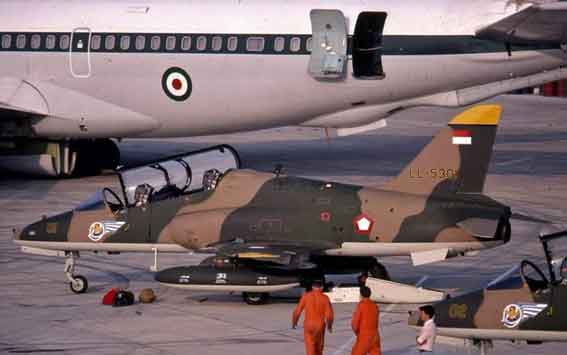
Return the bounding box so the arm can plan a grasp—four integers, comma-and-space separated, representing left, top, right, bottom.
162, 67, 192, 101
172, 78, 182, 90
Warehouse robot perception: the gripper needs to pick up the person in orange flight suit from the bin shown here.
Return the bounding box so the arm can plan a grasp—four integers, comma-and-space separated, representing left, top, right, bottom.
292, 280, 334, 355
351, 286, 381, 355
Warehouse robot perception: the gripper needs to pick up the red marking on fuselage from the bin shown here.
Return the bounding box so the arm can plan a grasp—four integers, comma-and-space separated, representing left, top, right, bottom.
453, 129, 471, 137
172, 78, 182, 90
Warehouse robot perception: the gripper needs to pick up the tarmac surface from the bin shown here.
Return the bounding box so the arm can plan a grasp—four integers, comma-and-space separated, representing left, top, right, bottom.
1, 95, 566, 354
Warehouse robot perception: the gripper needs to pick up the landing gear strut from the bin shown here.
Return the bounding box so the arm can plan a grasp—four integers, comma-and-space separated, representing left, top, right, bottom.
65, 251, 88, 294
367, 260, 390, 280
242, 292, 270, 305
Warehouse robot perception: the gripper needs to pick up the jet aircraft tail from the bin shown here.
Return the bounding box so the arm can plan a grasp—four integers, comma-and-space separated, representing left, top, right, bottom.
384, 105, 501, 196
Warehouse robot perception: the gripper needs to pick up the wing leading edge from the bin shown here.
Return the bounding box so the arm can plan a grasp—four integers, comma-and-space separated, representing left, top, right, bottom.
477, 3, 567, 45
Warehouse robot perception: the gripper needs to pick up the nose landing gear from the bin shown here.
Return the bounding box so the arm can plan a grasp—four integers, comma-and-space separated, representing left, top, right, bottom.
65, 251, 88, 294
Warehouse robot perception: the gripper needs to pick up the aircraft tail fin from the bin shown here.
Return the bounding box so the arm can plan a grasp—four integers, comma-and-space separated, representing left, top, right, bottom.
384, 105, 501, 196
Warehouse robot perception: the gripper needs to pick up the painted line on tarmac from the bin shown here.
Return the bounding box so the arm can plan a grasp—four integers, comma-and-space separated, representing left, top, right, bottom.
332, 335, 356, 355
486, 265, 519, 288
415, 275, 429, 287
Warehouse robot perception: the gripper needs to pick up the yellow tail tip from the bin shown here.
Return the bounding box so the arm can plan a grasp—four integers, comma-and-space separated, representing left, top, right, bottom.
449, 105, 502, 126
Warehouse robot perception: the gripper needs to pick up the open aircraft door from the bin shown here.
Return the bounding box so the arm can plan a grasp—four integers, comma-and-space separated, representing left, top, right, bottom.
309, 9, 348, 80
352, 12, 387, 80
70, 27, 92, 78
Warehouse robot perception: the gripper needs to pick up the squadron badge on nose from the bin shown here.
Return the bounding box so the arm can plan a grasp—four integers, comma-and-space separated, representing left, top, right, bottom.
162, 67, 192, 101
502, 303, 548, 328
88, 221, 126, 242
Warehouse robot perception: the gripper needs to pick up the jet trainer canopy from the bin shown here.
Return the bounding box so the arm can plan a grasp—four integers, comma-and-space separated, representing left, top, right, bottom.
118, 145, 240, 206
539, 230, 567, 284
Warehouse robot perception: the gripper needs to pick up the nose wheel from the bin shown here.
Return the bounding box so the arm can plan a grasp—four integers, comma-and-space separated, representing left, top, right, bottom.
65, 252, 89, 294
70, 275, 88, 294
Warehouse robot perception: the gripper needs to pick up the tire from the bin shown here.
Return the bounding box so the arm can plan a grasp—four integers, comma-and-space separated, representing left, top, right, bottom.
97, 139, 120, 170
242, 292, 269, 305
69, 275, 88, 294
368, 263, 390, 281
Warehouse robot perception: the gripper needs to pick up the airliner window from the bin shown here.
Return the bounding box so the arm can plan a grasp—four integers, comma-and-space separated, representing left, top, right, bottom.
290, 37, 301, 52
212, 36, 222, 51
60, 35, 70, 50
306, 37, 313, 52
135, 35, 145, 50
181, 36, 191, 51
274, 36, 285, 52
120, 35, 131, 50
151, 36, 160, 50
31, 34, 41, 49
1, 34, 11, 49
90, 35, 100, 50
246, 37, 264, 52
166, 36, 176, 51
16, 34, 26, 49
196, 36, 207, 51
44, 35, 55, 49
227, 36, 238, 51
105, 35, 115, 50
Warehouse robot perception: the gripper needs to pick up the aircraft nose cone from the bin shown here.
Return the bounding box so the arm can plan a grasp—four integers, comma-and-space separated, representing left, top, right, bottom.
17, 219, 44, 241
155, 267, 185, 284
16, 211, 73, 243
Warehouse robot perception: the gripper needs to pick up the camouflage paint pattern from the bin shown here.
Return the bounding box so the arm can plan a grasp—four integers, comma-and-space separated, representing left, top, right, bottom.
410, 275, 567, 334
16, 105, 511, 260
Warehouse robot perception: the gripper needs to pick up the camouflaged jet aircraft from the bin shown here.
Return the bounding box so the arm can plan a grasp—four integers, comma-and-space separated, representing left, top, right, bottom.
15, 105, 516, 304
409, 230, 567, 350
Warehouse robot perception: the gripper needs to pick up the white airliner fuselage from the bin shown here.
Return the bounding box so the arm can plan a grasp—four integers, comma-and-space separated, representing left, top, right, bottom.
0, 0, 566, 176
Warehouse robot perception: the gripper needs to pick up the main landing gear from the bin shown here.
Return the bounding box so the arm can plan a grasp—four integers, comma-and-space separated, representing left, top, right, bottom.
368, 261, 390, 280
65, 251, 88, 294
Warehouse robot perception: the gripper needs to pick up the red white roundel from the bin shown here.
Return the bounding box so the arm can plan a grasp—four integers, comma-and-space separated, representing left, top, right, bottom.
162, 67, 192, 101
353, 213, 374, 235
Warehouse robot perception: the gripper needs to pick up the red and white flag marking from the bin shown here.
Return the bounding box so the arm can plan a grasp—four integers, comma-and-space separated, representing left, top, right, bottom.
452, 130, 472, 145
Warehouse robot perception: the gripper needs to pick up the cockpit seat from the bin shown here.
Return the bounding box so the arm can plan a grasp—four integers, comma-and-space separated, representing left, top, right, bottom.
151, 185, 183, 202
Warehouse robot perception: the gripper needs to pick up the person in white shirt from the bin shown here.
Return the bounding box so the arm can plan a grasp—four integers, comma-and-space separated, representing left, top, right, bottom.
416, 305, 437, 353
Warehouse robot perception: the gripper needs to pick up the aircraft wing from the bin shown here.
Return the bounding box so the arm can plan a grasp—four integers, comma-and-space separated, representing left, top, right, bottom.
200, 241, 332, 270
0, 78, 49, 119
476, 3, 567, 45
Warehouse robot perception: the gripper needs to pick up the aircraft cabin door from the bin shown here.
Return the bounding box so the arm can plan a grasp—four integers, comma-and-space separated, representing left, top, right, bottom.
69, 27, 92, 78
352, 12, 387, 80
309, 9, 348, 80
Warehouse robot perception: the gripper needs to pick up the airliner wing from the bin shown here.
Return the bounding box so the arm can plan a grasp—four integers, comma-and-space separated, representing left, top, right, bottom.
0, 78, 160, 136
0, 77, 49, 118
476, 3, 567, 45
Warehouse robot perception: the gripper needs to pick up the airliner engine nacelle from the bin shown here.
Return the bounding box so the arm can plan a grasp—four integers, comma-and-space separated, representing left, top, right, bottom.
0, 139, 120, 177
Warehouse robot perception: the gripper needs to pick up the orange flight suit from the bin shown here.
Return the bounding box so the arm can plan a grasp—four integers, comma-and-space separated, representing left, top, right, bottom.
292, 289, 334, 355
351, 298, 381, 355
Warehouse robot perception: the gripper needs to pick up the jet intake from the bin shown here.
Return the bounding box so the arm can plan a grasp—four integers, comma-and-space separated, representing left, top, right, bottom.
457, 218, 501, 238
155, 265, 300, 292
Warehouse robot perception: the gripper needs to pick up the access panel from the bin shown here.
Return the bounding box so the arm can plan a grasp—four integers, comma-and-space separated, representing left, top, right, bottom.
309, 9, 348, 80
352, 12, 387, 80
